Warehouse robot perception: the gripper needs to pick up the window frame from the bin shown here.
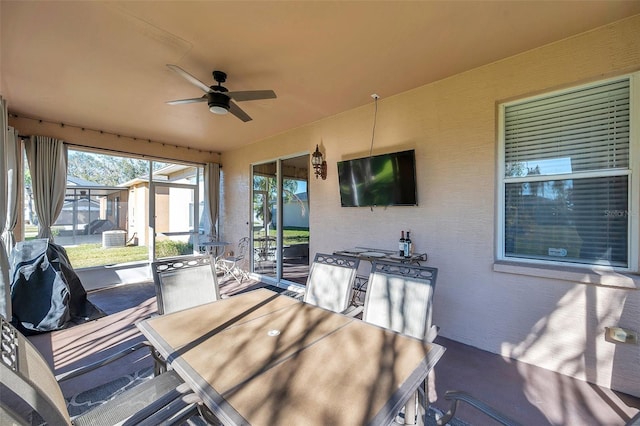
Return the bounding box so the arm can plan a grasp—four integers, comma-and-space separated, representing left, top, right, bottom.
497, 72, 639, 273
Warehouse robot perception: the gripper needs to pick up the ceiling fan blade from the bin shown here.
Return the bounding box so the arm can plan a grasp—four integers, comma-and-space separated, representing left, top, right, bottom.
226, 90, 277, 102
166, 64, 212, 93
166, 96, 208, 105
228, 101, 252, 122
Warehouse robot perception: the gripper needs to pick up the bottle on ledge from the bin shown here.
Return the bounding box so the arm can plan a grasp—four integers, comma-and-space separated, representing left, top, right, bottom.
399, 231, 405, 257
405, 231, 412, 258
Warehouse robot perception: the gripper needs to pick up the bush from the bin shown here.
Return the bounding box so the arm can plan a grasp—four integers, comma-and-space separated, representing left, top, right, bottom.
155, 240, 193, 258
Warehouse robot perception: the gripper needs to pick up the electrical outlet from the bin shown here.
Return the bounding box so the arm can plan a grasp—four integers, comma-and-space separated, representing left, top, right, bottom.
605, 327, 638, 344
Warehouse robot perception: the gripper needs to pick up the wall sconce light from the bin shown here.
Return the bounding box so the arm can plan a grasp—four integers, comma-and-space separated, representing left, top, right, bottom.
311, 144, 327, 180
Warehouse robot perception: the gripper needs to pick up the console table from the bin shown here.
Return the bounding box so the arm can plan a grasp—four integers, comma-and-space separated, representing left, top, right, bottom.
334, 247, 427, 264
333, 247, 428, 305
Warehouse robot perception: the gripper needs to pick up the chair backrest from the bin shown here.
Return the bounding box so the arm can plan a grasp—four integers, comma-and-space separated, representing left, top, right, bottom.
362, 260, 438, 340
303, 253, 360, 313
0, 315, 71, 425
235, 237, 250, 259
152, 255, 221, 315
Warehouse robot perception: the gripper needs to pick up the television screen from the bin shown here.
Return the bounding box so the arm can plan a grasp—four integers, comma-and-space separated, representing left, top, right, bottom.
337, 150, 417, 207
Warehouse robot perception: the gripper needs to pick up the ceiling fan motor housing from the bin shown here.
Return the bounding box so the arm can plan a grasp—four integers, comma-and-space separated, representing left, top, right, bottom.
207, 92, 230, 113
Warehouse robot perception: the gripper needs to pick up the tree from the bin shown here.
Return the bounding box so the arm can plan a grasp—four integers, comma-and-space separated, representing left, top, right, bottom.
252, 174, 304, 230
67, 151, 149, 185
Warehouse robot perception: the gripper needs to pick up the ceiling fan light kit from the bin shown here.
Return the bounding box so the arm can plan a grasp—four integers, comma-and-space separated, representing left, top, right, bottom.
209, 105, 228, 115
166, 64, 276, 122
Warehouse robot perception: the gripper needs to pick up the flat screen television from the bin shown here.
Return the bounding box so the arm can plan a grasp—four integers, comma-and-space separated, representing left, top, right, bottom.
337, 149, 417, 207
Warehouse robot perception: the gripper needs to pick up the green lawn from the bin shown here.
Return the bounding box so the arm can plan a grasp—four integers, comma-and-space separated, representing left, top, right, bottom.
253, 229, 309, 245
35, 227, 308, 268
64, 244, 149, 268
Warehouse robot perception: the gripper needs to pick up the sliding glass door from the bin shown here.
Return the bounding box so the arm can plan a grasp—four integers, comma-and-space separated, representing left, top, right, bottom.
251, 155, 310, 285
252, 161, 277, 278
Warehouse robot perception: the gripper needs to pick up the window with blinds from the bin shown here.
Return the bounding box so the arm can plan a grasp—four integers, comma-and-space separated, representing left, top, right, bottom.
500, 76, 633, 268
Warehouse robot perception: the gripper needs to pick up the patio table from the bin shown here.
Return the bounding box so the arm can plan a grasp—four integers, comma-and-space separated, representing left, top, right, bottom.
137, 288, 445, 426
201, 240, 231, 261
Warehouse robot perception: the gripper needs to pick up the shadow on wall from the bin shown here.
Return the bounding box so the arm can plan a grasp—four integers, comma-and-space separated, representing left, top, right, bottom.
611, 290, 640, 404
500, 283, 639, 424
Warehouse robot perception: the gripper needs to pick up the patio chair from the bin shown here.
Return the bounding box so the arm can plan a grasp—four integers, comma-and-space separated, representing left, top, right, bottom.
217, 236, 250, 283
0, 315, 201, 426
152, 255, 221, 315
361, 260, 439, 425
303, 253, 360, 313
361, 262, 520, 426
360, 260, 439, 340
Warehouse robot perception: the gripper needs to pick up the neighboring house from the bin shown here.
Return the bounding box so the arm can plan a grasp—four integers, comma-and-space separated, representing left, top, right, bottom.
46, 165, 201, 247
270, 191, 309, 229
119, 164, 204, 246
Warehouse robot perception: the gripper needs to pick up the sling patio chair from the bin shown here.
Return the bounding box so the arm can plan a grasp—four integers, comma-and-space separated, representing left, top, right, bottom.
303, 252, 360, 313
216, 236, 250, 284
360, 260, 439, 425
361, 260, 439, 341
151, 255, 223, 376
361, 261, 520, 426
0, 315, 203, 426
152, 255, 221, 315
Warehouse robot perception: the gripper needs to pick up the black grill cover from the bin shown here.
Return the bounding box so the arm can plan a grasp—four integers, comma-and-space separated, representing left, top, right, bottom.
10, 239, 105, 335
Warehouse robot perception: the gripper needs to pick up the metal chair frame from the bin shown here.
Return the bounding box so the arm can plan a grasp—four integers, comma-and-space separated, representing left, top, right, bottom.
0, 315, 200, 425
217, 237, 250, 283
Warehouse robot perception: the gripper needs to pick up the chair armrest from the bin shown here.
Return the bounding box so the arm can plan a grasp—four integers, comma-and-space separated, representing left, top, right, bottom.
343, 305, 363, 317
436, 391, 521, 426
627, 411, 640, 426
134, 384, 202, 426
56, 341, 157, 382
426, 325, 440, 343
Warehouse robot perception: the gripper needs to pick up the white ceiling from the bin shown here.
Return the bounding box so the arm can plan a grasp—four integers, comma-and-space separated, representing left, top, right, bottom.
2, 1, 639, 154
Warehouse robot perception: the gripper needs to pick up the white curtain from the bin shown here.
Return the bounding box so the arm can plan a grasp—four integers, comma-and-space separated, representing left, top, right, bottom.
25, 136, 67, 241
204, 162, 220, 240
0, 96, 11, 319
3, 127, 20, 251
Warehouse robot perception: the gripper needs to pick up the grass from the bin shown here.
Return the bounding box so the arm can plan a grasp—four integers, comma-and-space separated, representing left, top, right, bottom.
64, 244, 149, 268
31, 225, 308, 268
254, 228, 309, 245
64, 240, 195, 268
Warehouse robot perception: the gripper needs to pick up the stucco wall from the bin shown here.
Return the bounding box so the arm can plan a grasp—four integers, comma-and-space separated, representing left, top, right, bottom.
220, 15, 640, 396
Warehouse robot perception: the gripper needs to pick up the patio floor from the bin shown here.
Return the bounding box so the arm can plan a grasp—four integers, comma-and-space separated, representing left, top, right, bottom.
26, 276, 640, 425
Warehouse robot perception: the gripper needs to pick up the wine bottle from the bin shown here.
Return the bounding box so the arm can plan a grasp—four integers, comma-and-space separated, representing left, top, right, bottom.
405, 231, 412, 258
399, 231, 405, 256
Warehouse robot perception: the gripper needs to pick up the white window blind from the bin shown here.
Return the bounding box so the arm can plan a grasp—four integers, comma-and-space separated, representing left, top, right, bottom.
505, 79, 629, 177
500, 77, 632, 268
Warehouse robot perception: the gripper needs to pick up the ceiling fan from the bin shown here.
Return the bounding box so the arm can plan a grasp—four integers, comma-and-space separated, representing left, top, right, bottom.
165, 64, 276, 122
